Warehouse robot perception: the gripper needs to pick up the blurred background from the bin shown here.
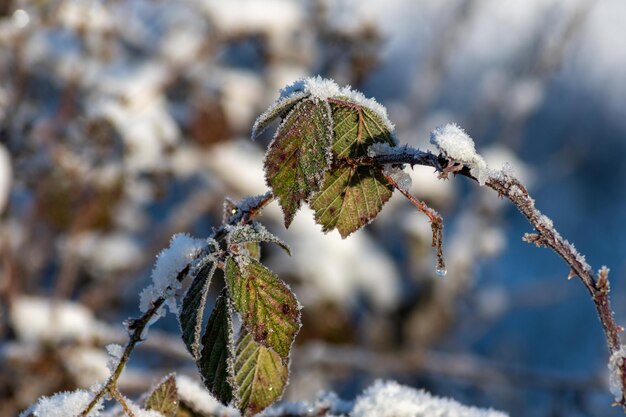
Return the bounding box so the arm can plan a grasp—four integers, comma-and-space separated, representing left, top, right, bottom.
1, 0, 625, 416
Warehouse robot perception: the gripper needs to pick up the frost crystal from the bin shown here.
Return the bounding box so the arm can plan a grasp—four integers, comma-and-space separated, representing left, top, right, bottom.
351, 380, 508, 417
430, 123, 490, 185
608, 345, 626, 401
105, 343, 124, 374
277, 76, 395, 133
139, 233, 205, 316
21, 388, 103, 417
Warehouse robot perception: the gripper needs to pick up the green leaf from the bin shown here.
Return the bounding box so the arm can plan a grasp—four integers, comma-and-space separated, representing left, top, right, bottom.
234, 330, 288, 417
243, 241, 261, 260
180, 261, 217, 360
264, 98, 333, 227
199, 288, 235, 405
252, 91, 310, 139
145, 374, 179, 417
310, 99, 395, 238
225, 256, 301, 359
227, 222, 291, 255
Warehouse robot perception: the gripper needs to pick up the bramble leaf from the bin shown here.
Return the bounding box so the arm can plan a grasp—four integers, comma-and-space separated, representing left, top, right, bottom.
145, 374, 179, 417
264, 98, 333, 227
198, 288, 235, 405
252, 91, 310, 139
227, 222, 291, 255
234, 330, 288, 417
225, 256, 300, 359
179, 261, 217, 360
310, 99, 395, 237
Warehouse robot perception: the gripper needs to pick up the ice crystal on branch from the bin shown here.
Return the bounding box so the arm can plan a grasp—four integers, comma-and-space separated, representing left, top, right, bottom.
430, 123, 490, 185
609, 345, 626, 402
139, 233, 205, 316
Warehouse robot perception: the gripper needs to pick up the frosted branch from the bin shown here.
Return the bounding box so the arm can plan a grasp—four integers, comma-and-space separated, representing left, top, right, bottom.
77, 192, 275, 417
368, 143, 626, 409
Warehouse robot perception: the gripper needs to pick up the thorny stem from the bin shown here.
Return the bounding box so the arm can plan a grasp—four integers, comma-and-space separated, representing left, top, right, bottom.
79, 192, 274, 416
370, 147, 626, 409
382, 172, 445, 272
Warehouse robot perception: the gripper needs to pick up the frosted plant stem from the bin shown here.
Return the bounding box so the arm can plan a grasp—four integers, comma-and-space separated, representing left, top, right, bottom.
382, 172, 445, 272
109, 386, 135, 417
371, 146, 626, 409
78, 192, 275, 417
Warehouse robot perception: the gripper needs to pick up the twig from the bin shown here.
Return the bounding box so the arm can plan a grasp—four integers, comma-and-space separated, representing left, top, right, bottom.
79, 192, 274, 416
369, 146, 626, 408
382, 172, 445, 272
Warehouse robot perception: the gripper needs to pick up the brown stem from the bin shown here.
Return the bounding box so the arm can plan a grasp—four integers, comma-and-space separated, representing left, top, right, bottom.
371, 147, 626, 408
79, 192, 274, 416
383, 172, 445, 272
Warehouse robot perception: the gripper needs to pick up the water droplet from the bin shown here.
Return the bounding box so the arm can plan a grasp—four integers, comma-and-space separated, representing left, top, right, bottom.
435, 267, 447, 277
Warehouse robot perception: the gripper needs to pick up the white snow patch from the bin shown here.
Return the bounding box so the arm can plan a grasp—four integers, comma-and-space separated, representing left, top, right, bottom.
74, 232, 142, 273
21, 388, 102, 417
176, 375, 239, 417
430, 123, 489, 185
608, 345, 626, 401
351, 380, 508, 417
268, 206, 400, 311
139, 233, 205, 316
10, 296, 104, 344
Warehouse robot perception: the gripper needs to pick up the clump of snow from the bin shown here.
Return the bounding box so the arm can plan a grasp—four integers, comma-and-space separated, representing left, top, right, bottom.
21, 388, 102, 417
278, 76, 395, 133
176, 375, 239, 417
105, 343, 125, 374
430, 123, 490, 185
351, 380, 508, 417
139, 233, 206, 316
608, 345, 626, 402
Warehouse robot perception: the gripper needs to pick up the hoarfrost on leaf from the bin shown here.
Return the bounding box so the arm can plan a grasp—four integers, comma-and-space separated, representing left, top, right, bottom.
351, 380, 508, 417
276, 76, 395, 133
430, 123, 490, 185
139, 233, 205, 316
